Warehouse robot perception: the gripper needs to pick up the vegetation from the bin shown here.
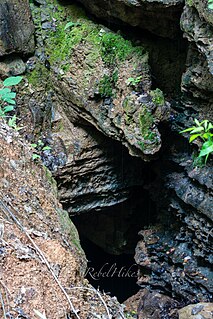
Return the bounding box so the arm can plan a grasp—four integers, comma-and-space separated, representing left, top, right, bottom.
139, 106, 155, 141
180, 119, 213, 164
126, 76, 142, 88
100, 32, 144, 65
44, 2, 144, 67
98, 70, 118, 97
31, 139, 51, 160
208, 0, 213, 10
150, 88, 165, 106
0, 76, 22, 117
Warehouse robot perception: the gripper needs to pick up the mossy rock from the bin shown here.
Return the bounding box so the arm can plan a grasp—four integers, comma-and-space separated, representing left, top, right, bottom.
28, 0, 170, 160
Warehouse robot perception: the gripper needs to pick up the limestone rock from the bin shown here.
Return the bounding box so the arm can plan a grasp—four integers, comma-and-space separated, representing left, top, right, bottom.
28, 0, 170, 160
74, 0, 184, 38
181, 5, 213, 76
178, 302, 213, 319
0, 0, 35, 57
51, 107, 146, 216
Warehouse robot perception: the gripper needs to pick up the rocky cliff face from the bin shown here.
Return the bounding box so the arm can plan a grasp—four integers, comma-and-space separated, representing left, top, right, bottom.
0, 0, 212, 318
75, 0, 184, 38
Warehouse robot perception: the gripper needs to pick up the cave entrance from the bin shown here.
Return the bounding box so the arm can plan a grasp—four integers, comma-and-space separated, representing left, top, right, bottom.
72, 187, 157, 303
80, 237, 138, 303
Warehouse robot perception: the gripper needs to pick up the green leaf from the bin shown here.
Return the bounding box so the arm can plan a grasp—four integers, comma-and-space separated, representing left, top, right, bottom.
208, 3, 213, 9
3, 76, 23, 87
180, 127, 195, 133
198, 141, 213, 157
194, 119, 200, 126
42, 146, 51, 151
3, 98, 16, 105
32, 153, 41, 160
189, 134, 200, 143
64, 22, 81, 30
3, 105, 14, 112
31, 143, 38, 148
190, 127, 204, 133
4, 92, 16, 99
203, 133, 212, 140
207, 123, 213, 131
8, 115, 17, 127
0, 88, 11, 96
0, 108, 5, 117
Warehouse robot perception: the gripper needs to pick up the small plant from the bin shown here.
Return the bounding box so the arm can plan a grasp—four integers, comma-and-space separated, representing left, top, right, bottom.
31, 139, 51, 161
64, 21, 81, 30
126, 76, 142, 87
98, 70, 118, 98
8, 115, 22, 131
0, 76, 23, 117
150, 88, 165, 106
208, 0, 213, 10
180, 119, 213, 164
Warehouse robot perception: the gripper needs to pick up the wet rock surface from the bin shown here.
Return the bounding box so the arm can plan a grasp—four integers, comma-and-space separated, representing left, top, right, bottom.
0, 0, 35, 57
74, 0, 184, 38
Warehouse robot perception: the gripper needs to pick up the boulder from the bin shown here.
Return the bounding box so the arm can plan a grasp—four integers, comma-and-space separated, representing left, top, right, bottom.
0, 0, 35, 57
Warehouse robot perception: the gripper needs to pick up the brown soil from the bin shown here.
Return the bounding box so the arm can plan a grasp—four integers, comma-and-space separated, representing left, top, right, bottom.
0, 119, 125, 319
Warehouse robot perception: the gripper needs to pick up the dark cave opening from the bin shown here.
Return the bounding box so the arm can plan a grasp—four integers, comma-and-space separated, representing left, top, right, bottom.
71, 186, 158, 303
79, 237, 139, 303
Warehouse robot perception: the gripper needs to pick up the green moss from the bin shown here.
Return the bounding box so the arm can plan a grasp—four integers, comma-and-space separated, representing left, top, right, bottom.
101, 32, 144, 65
139, 106, 154, 140
186, 0, 193, 6
29, 0, 146, 97
43, 1, 145, 70
45, 4, 101, 69
57, 208, 83, 253
27, 64, 50, 87
98, 75, 113, 97
98, 70, 118, 98
150, 88, 165, 106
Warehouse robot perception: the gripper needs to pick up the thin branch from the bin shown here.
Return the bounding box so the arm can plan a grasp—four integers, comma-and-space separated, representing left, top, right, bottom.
67, 286, 112, 319
0, 280, 11, 314
0, 289, 7, 319
0, 198, 81, 319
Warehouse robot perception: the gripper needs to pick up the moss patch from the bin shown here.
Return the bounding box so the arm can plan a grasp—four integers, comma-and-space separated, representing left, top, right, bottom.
100, 32, 144, 65
150, 88, 165, 106
139, 106, 154, 140
57, 208, 83, 253
98, 70, 118, 98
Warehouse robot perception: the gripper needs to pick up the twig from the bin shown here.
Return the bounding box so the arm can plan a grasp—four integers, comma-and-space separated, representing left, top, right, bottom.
0, 280, 11, 314
0, 198, 81, 319
0, 289, 7, 319
67, 286, 112, 319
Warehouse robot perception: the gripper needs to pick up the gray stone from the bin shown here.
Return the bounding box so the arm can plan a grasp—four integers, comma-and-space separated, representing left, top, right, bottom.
0, 56, 26, 77
0, 0, 35, 57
